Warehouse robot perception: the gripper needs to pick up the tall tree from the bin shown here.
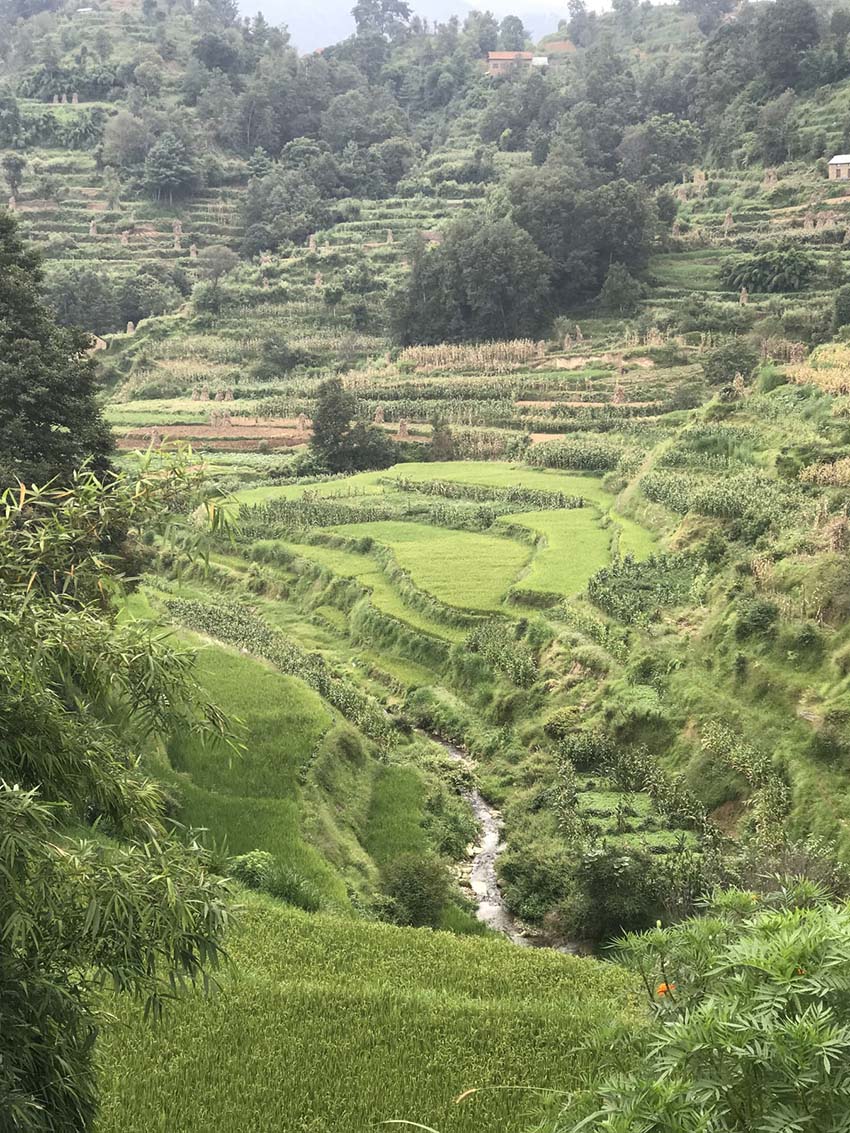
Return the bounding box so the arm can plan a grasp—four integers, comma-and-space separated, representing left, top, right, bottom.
756, 0, 820, 89
2, 152, 26, 197
0, 210, 112, 486
310, 377, 356, 468
499, 14, 527, 50
143, 131, 198, 203
310, 378, 395, 472
393, 216, 553, 344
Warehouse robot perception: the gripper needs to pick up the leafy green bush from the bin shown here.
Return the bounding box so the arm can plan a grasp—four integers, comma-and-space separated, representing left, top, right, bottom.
267, 866, 323, 912
701, 338, 759, 386
734, 597, 780, 640
556, 845, 665, 943
230, 850, 276, 890
719, 246, 816, 293
548, 886, 850, 1133
382, 852, 451, 928
587, 554, 697, 625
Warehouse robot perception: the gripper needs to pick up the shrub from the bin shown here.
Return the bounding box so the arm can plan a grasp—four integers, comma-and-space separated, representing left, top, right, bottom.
587, 554, 697, 625
499, 844, 573, 921
382, 853, 451, 927
557, 845, 665, 943
230, 850, 275, 890
719, 246, 816, 293
548, 888, 850, 1133
702, 338, 759, 386
543, 706, 583, 740
266, 867, 323, 912
735, 597, 780, 640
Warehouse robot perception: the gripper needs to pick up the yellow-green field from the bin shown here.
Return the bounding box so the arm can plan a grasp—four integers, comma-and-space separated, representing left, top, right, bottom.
96, 897, 639, 1133
388, 460, 616, 506
275, 538, 468, 641
502, 509, 614, 596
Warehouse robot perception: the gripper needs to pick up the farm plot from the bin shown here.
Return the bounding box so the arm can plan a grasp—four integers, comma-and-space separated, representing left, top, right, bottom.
267, 538, 468, 642
500, 509, 613, 598
393, 460, 615, 507
234, 470, 389, 508
96, 897, 639, 1133
328, 520, 531, 611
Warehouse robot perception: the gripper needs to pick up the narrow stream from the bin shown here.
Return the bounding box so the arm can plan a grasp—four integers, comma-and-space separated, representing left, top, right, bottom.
430, 735, 579, 952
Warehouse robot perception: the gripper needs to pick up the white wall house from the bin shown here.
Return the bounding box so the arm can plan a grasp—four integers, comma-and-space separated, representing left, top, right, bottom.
828, 155, 850, 179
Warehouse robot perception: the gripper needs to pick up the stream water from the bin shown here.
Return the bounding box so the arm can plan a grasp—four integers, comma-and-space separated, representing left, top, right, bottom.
432, 736, 578, 952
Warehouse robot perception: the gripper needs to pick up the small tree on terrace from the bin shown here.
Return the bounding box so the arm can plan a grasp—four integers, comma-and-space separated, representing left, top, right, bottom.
701, 338, 759, 386
430, 417, 455, 461
0, 86, 22, 147
311, 377, 355, 467
310, 377, 395, 472
598, 261, 645, 315
834, 283, 850, 330
143, 131, 198, 203
2, 152, 26, 197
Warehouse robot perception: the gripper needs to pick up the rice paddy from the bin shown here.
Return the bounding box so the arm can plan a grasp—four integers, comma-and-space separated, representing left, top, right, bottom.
392, 461, 616, 507
272, 538, 468, 641
95, 897, 640, 1133
501, 509, 614, 597
328, 520, 532, 611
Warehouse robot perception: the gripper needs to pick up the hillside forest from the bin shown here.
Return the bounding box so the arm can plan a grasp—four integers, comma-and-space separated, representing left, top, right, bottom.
7, 0, 850, 1129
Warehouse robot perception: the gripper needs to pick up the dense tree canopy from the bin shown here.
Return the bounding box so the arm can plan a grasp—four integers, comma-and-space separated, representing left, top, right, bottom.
392, 215, 553, 343
508, 169, 658, 303
0, 211, 112, 485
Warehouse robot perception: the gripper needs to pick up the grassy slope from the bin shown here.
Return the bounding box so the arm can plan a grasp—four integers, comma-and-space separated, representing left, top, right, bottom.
96, 896, 640, 1133
166, 642, 356, 904
124, 591, 452, 907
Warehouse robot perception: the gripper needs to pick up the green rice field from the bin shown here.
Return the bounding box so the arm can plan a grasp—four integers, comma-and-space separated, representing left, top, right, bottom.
328, 520, 531, 611
96, 897, 639, 1133
501, 509, 613, 597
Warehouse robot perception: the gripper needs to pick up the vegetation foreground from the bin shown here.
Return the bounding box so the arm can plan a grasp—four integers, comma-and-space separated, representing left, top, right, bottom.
96, 897, 638, 1133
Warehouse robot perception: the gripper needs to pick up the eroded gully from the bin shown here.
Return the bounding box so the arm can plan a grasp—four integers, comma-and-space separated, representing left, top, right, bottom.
430, 735, 579, 953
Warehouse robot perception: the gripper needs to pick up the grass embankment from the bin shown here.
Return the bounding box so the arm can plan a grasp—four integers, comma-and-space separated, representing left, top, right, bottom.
272, 538, 468, 643
328, 520, 531, 611
96, 896, 640, 1133
128, 609, 453, 907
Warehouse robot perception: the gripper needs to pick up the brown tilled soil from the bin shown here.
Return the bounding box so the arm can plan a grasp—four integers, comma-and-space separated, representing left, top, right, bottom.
115, 416, 431, 452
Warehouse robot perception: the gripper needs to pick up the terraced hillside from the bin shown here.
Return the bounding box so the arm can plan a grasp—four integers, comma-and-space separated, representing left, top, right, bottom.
10, 1, 850, 1129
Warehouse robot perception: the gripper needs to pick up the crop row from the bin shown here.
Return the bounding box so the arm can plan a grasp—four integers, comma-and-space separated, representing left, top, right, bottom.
164, 598, 393, 744
385, 476, 585, 510
527, 437, 632, 472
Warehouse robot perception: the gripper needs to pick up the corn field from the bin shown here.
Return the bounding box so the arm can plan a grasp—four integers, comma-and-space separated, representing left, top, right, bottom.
399, 339, 545, 373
